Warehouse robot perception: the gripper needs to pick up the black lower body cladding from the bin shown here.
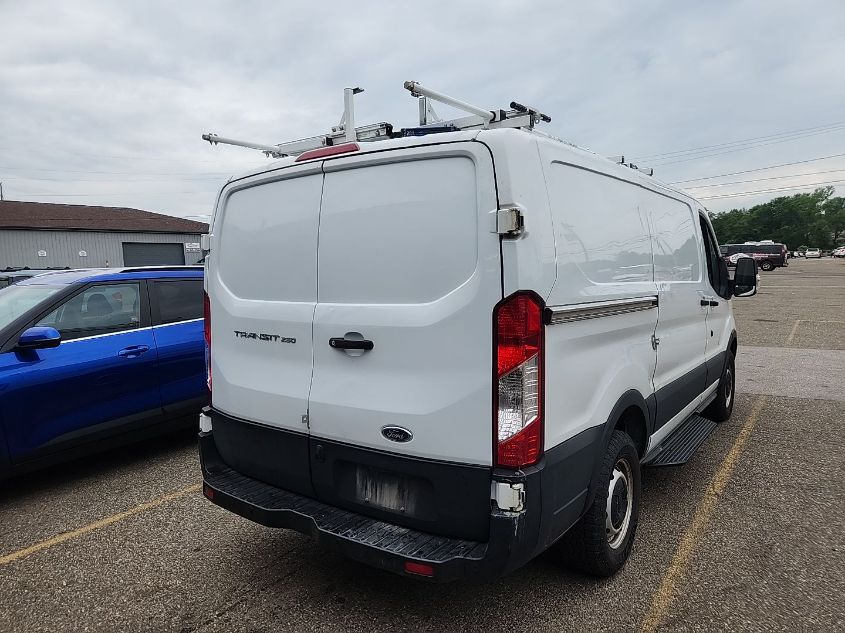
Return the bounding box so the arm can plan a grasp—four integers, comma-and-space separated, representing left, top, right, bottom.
200, 408, 602, 581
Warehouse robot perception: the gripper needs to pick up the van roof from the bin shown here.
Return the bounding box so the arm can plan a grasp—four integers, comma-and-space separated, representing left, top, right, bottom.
225, 127, 700, 208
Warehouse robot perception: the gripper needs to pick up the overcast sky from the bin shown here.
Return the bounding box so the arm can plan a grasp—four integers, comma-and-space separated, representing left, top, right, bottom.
1, 0, 844, 220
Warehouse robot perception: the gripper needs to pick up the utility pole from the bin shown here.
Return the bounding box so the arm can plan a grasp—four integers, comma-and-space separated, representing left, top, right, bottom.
0, 181, 4, 201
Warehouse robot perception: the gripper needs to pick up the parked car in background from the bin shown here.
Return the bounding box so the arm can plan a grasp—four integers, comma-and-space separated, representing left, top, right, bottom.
0, 266, 207, 479
0, 267, 71, 289
833, 247, 845, 258
805, 248, 822, 258
720, 242, 788, 271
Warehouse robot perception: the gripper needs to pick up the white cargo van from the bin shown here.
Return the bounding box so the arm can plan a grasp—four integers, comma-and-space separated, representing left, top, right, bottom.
198, 84, 758, 581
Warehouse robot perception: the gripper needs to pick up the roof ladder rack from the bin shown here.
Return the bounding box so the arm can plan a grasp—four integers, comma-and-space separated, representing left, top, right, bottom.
202, 80, 553, 157
202, 87, 393, 158
402, 81, 551, 132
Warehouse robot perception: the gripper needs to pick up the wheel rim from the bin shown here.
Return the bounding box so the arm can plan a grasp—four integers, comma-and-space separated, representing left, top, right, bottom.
724, 366, 734, 409
606, 458, 634, 549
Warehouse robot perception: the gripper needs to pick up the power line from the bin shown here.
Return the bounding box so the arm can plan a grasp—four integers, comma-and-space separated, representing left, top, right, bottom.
682, 168, 845, 190
697, 179, 845, 200
649, 126, 845, 166
632, 120, 845, 161
668, 153, 845, 184
1, 174, 225, 183
0, 165, 233, 176
0, 142, 276, 165
9, 191, 215, 197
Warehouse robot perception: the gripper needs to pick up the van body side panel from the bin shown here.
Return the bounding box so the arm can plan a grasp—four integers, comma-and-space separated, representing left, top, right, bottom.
539, 153, 659, 455
478, 130, 557, 299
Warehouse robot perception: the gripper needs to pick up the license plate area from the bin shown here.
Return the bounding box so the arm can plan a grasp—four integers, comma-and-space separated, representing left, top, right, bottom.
334, 462, 436, 521
309, 437, 492, 541
355, 466, 420, 515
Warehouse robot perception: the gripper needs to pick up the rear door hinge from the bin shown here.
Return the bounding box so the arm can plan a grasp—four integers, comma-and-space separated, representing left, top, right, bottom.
651, 333, 660, 350
200, 233, 214, 254
490, 206, 524, 237
492, 481, 525, 512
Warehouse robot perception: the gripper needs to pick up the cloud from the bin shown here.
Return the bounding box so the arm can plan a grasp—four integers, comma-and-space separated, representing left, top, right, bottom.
1, 0, 843, 216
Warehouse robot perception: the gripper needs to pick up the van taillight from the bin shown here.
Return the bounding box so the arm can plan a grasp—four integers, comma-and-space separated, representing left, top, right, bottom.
494, 291, 544, 468
204, 291, 211, 393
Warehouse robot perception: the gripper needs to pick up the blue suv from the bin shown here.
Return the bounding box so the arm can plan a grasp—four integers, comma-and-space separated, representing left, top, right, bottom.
0, 267, 207, 479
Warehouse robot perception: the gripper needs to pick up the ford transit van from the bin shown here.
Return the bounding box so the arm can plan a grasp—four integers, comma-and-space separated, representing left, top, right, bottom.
198, 90, 758, 581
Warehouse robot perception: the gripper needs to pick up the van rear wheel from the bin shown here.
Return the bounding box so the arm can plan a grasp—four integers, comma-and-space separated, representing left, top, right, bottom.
554, 430, 640, 577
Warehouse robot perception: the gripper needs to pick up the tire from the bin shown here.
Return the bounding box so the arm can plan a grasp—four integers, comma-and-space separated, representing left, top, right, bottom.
760, 260, 774, 271
704, 350, 735, 422
554, 430, 641, 577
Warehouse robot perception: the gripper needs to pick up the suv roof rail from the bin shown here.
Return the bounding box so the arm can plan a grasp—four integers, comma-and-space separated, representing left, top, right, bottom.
119, 266, 204, 273
202, 81, 553, 158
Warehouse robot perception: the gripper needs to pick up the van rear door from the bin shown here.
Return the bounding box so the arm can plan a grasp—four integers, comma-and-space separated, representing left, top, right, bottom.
307, 143, 501, 539
208, 163, 322, 496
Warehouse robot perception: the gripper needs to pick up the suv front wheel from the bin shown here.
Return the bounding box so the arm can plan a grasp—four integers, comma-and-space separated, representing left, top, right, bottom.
760, 260, 774, 271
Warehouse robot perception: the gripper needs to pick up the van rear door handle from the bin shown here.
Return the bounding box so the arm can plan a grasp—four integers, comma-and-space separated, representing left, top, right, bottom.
329, 337, 374, 351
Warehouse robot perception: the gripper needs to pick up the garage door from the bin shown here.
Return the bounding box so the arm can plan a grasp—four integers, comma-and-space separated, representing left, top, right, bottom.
122, 242, 186, 266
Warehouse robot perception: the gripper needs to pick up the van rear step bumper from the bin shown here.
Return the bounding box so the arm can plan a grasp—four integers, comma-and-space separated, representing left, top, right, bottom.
199, 432, 532, 582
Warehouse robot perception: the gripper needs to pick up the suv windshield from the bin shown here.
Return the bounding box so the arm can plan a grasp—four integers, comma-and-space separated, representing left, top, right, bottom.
0, 285, 63, 331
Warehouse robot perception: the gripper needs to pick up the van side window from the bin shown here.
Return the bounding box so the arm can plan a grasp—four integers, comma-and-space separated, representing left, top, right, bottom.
699, 216, 721, 290
36, 283, 141, 341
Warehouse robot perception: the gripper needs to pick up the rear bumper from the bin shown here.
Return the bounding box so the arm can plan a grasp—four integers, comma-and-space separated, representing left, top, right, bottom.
199, 430, 538, 582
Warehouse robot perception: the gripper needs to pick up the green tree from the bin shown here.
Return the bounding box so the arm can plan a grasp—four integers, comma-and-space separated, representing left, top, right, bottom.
709, 187, 841, 249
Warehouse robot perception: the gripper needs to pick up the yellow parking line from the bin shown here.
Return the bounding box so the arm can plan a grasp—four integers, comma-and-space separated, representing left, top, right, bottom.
0, 483, 201, 567
785, 320, 801, 345
640, 396, 768, 632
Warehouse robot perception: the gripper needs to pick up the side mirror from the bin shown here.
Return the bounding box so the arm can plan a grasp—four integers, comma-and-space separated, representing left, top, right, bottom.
17, 326, 62, 350
733, 257, 758, 297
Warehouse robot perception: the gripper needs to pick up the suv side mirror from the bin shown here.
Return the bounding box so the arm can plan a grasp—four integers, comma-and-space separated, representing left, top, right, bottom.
733, 257, 758, 297
16, 326, 62, 350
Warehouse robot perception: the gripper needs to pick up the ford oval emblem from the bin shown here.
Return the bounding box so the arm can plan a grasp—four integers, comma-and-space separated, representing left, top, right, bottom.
381, 425, 413, 443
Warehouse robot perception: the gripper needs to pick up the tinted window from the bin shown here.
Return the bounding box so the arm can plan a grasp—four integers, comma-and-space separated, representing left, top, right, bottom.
37, 283, 141, 341
699, 216, 721, 290
153, 279, 203, 324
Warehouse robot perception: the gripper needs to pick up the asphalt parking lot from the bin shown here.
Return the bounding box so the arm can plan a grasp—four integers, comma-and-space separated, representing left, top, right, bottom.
1, 258, 843, 632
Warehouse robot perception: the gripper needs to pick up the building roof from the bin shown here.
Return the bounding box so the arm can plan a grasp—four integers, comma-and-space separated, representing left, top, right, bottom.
0, 200, 209, 234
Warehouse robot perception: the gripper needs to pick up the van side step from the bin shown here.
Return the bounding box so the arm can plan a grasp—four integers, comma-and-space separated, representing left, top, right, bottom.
647, 414, 717, 467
